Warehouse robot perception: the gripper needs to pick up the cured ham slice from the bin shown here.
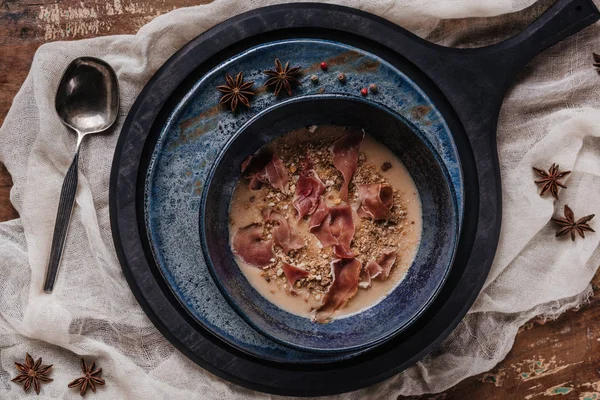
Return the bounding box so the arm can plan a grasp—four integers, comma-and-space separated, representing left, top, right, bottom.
309, 201, 354, 258
293, 160, 325, 219
373, 249, 397, 280
308, 200, 336, 247
329, 206, 355, 258
357, 183, 394, 221
359, 249, 397, 288
241, 152, 288, 192
282, 263, 310, 286
232, 224, 274, 266
331, 129, 364, 201
262, 208, 304, 253
358, 267, 375, 288
366, 260, 384, 279
314, 258, 361, 323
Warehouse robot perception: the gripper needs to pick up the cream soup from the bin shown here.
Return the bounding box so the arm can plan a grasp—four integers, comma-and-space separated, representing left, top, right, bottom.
228, 125, 422, 322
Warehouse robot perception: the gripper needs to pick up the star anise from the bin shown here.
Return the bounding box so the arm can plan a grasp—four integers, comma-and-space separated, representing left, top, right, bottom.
216, 72, 255, 112
551, 205, 595, 241
68, 357, 105, 396
11, 353, 53, 395
533, 163, 571, 199
263, 58, 302, 96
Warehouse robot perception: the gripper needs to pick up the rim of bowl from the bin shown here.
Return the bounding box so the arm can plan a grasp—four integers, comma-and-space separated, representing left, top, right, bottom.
199, 94, 460, 353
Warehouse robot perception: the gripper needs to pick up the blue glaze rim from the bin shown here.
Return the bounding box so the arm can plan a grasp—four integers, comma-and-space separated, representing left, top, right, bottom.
200, 93, 460, 353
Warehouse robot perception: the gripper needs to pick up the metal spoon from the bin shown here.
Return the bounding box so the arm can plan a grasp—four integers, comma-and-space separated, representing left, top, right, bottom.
43, 57, 119, 293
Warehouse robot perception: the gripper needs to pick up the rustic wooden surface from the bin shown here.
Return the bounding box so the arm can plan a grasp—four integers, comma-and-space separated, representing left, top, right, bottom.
1, 1, 598, 399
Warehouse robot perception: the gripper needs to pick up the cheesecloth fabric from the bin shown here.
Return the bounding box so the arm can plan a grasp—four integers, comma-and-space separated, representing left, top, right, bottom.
1, 0, 599, 398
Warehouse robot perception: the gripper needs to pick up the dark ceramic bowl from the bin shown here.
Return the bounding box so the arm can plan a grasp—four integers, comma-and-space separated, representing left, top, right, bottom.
201, 95, 459, 353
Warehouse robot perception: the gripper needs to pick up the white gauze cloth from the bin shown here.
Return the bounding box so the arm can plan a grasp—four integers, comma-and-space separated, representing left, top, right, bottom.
1, 0, 599, 398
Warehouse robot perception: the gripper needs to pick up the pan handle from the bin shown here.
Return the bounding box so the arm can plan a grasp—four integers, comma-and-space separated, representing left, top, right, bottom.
427, 0, 600, 127
494, 0, 599, 67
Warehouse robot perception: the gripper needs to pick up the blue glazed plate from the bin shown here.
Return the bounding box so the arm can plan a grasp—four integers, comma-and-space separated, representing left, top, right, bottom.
145, 39, 463, 360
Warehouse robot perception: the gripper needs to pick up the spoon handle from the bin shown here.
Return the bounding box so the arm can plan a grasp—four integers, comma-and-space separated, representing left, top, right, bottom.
43, 151, 79, 293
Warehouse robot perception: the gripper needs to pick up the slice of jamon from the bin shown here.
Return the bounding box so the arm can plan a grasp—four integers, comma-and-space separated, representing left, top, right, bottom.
308, 200, 336, 247
262, 208, 304, 253
329, 206, 355, 258
282, 263, 310, 286
231, 224, 274, 266
308, 200, 354, 258
359, 249, 397, 288
372, 249, 397, 279
292, 159, 325, 219
241, 151, 288, 192
331, 129, 364, 202
357, 183, 394, 221
314, 258, 362, 323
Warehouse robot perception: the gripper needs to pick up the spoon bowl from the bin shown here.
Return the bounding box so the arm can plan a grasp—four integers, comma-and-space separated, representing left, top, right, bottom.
43, 57, 119, 293
55, 57, 119, 135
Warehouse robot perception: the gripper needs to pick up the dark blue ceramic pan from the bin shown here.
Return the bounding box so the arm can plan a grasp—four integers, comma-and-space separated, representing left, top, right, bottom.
202, 95, 458, 352
110, 0, 599, 395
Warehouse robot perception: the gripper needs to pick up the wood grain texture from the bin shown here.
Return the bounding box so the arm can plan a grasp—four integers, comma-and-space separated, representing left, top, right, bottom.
0, 163, 18, 221
0, 1, 597, 398
408, 271, 600, 399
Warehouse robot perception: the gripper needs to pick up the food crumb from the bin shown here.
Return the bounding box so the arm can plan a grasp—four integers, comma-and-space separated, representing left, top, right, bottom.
381, 162, 392, 172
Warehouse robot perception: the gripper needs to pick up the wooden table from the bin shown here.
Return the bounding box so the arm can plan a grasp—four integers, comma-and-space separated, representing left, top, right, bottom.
1, 1, 598, 398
